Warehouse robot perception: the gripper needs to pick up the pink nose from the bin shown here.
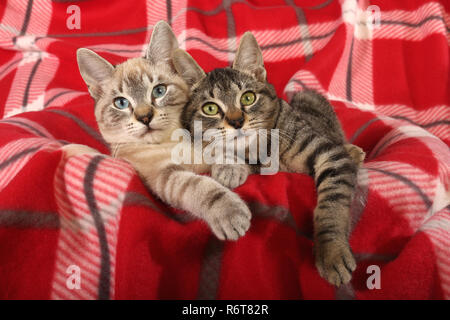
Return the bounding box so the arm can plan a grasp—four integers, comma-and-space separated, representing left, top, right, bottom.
136, 111, 153, 125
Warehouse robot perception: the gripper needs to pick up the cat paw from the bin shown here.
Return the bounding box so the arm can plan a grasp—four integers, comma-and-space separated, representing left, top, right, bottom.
315, 240, 356, 287
345, 144, 365, 167
211, 164, 249, 189
206, 193, 252, 241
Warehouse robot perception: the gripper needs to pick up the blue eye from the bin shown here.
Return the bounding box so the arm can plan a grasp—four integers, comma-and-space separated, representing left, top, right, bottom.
152, 84, 167, 98
113, 97, 130, 109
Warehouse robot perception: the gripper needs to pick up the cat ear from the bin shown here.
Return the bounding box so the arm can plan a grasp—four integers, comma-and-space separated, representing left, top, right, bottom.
172, 49, 206, 86
232, 32, 266, 82
77, 48, 114, 98
146, 20, 179, 63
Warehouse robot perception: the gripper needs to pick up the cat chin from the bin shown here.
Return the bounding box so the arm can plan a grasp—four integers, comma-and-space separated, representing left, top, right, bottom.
141, 130, 168, 144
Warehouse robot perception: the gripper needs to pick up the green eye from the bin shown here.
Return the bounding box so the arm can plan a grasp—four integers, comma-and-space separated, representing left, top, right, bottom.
152, 84, 167, 98
113, 97, 130, 109
240, 91, 256, 106
202, 103, 219, 115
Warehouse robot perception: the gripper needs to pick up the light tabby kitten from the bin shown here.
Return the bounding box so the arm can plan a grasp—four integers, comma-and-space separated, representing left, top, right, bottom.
76, 21, 251, 241
173, 32, 362, 286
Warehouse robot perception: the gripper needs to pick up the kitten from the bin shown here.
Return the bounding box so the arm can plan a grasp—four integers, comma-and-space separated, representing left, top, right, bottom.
172, 33, 360, 286
76, 21, 251, 241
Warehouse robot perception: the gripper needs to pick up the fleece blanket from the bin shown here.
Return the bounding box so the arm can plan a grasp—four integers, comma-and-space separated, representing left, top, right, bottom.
0, 0, 448, 300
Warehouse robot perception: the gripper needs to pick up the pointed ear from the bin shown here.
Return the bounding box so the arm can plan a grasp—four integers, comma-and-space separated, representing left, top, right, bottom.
146, 20, 178, 63
77, 48, 114, 97
172, 49, 205, 86
232, 32, 266, 82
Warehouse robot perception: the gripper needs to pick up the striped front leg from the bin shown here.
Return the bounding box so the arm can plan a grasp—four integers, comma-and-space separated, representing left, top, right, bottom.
308, 142, 358, 286
141, 164, 252, 241
284, 135, 358, 286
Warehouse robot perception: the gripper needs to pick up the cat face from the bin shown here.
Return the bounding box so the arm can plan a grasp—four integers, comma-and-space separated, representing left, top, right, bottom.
173, 32, 278, 140
86, 57, 188, 145
181, 67, 279, 138
77, 21, 189, 145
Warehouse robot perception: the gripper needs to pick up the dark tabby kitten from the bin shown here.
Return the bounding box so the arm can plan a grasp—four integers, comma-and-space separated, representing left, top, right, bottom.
172, 33, 363, 286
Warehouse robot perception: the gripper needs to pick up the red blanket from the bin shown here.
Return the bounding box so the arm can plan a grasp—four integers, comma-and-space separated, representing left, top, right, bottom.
0, 0, 448, 300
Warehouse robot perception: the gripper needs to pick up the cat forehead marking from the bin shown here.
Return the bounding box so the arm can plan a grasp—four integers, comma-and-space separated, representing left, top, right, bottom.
115, 59, 154, 100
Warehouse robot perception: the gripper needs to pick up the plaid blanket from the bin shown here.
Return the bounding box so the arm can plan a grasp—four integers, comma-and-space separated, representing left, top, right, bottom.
0, 0, 449, 300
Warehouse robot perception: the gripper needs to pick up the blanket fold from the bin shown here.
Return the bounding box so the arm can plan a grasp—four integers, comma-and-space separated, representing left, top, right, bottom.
0, 0, 448, 299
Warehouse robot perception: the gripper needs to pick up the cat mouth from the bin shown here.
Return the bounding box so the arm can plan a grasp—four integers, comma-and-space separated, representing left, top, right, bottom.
224, 129, 253, 140
140, 128, 160, 137
235, 129, 250, 138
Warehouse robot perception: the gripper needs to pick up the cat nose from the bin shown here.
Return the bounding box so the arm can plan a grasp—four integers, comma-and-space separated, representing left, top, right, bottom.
137, 113, 153, 125
135, 109, 153, 126
227, 116, 245, 129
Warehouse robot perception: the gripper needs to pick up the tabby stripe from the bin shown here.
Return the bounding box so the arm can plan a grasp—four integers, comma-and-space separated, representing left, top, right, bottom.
316, 162, 356, 189
207, 190, 227, 209
320, 192, 351, 204
178, 176, 202, 202
159, 165, 185, 199
319, 223, 337, 230
306, 142, 335, 176
318, 186, 339, 194
315, 215, 336, 223
333, 178, 354, 189
297, 134, 316, 154
280, 143, 293, 160
316, 228, 337, 238
166, 170, 185, 202
163, 165, 184, 184
177, 176, 196, 202
329, 151, 349, 162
